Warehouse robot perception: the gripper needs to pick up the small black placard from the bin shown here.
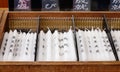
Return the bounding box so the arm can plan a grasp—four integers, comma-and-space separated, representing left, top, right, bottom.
73, 0, 91, 11
110, 0, 120, 11
14, 0, 31, 11
42, 0, 59, 11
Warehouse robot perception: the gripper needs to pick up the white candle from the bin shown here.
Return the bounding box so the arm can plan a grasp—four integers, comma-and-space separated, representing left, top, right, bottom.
67, 28, 77, 61
19, 32, 27, 61
62, 32, 69, 61
77, 29, 87, 61
87, 30, 93, 61
3, 30, 13, 61
52, 30, 59, 61
94, 29, 103, 61
59, 32, 64, 61
37, 30, 45, 61
98, 29, 108, 61
0, 32, 9, 61
13, 32, 22, 61
45, 29, 52, 61
7, 30, 18, 61
30, 33, 36, 61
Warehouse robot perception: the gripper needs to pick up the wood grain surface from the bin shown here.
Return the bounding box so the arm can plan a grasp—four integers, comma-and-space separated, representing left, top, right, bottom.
0, 0, 8, 8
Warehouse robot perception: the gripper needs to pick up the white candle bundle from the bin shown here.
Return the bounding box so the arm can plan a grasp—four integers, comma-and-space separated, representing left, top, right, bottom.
37, 28, 77, 61
76, 29, 115, 61
111, 30, 120, 59
0, 30, 37, 61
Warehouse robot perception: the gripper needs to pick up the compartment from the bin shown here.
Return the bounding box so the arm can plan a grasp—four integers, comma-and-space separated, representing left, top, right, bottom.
37, 16, 78, 61
0, 11, 39, 61
107, 14, 120, 60
74, 15, 119, 61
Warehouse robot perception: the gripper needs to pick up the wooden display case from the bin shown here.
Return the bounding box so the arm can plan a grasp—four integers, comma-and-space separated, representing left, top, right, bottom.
0, 11, 120, 72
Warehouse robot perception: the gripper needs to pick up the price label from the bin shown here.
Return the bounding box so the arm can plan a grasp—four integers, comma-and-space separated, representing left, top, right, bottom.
14, 0, 31, 11
110, 0, 120, 11
42, 0, 59, 11
73, 0, 91, 11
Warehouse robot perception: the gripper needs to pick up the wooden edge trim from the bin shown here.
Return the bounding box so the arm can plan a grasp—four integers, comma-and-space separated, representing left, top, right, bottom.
0, 61, 120, 66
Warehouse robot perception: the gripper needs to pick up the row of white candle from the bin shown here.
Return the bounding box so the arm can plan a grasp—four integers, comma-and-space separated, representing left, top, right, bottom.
0, 30, 36, 61
37, 28, 77, 61
76, 29, 116, 61
111, 30, 120, 59
0, 29, 119, 61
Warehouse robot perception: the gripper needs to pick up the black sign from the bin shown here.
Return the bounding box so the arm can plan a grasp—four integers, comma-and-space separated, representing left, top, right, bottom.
14, 0, 31, 11
42, 0, 59, 11
73, 0, 91, 11
110, 0, 120, 11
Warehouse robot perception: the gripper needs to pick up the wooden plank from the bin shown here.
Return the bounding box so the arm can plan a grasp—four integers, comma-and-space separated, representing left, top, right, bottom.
0, 11, 8, 46
0, 62, 120, 65
0, 10, 4, 25
0, 8, 8, 11
0, 11, 8, 30
8, 11, 120, 18
0, 62, 120, 72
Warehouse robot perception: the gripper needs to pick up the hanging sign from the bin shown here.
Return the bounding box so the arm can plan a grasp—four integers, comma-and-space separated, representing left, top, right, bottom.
42, 0, 59, 11
14, 0, 31, 11
110, 0, 120, 11
73, 0, 91, 11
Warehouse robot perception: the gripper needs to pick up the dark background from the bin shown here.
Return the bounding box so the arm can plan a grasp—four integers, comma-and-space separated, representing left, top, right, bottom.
9, 0, 110, 11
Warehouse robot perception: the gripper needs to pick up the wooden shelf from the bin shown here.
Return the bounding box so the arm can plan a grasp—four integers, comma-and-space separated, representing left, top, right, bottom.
0, 62, 120, 72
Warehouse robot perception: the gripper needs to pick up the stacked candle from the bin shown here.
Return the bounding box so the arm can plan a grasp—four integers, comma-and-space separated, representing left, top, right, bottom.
0, 30, 36, 61
37, 28, 77, 61
76, 29, 115, 61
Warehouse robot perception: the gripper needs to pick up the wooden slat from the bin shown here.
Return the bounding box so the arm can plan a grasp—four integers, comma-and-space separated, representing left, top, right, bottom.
0, 10, 4, 25
0, 62, 120, 72
0, 11, 8, 46
8, 11, 120, 17
0, 11, 8, 31
0, 8, 8, 11
0, 62, 120, 65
